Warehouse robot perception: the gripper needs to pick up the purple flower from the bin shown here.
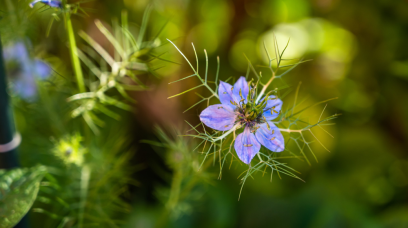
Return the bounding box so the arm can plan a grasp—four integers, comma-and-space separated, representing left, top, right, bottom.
200, 77, 285, 164
29, 0, 62, 8
3, 42, 52, 101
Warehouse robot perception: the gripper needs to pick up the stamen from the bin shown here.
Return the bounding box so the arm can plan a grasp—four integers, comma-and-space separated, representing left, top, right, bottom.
268, 137, 276, 141
223, 91, 227, 94
218, 106, 223, 109
244, 144, 253, 147
231, 86, 234, 91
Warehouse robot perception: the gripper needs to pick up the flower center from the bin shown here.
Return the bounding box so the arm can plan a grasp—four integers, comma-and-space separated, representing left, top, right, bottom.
232, 82, 273, 129
235, 101, 264, 128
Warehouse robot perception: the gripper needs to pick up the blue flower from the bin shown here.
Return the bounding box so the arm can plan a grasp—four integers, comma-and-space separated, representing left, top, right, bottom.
3, 42, 52, 101
29, 0, 62, 8
200, 77, 285, 164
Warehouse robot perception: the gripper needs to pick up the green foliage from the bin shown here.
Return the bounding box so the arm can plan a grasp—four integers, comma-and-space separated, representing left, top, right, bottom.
0, 166, 47, 228
33, 128, 135, 228
66, 9, 163, 134
142, 128, 212, 225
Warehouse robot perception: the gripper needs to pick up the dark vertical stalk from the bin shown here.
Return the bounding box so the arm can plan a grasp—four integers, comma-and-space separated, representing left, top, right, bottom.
0, 36, 29, 228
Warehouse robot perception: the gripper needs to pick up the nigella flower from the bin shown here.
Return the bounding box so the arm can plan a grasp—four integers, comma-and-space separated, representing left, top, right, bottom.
3, 42, 52, 101
29, 0, 62, 8
200, 77, 285, 164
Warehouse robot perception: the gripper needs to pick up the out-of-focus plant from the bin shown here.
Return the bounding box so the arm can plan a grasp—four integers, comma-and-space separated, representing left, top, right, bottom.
0, 166, 47, 228
33, 129, 136, 227
3, 41, 52, 101
168, 37, 338, 199
0, 1, 166, 227
142, 128, 212, 227
28, 0, 159, 134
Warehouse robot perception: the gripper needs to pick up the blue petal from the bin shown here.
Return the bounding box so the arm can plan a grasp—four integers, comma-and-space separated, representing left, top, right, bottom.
263, 96, 283, 121
30, 0, 62, 8
218, 81, 236, 108
255, 122, 284, 152
232, 76, 249, 104
4, 43, 29, 63
200, 104, 237, 131
33, 60, 51, 79
234, 127, 261, 164
13, 75, 38, 101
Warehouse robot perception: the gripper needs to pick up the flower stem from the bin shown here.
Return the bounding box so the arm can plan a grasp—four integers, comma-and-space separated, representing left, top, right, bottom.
66, 12, 86, 93
156, 165, 183, 228
212, 124, 239, 142
78, 165, 91, 228
256, 71, 275, 104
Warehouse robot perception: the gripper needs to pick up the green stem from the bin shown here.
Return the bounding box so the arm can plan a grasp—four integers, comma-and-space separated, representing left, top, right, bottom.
79, 165, 91, 228
66, 13, 86, 93
157, 166, 183, 228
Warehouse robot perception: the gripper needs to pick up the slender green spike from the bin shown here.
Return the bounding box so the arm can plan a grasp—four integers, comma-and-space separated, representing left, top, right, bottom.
192, 43, 199, 73
273, 33, 280, 68
83, 112, 100, 135
244, 54, 261, 79
279, 38, 291, 62
79, 31, 115, 66
46, 17, 55, 37
116, 85, 137, 103
121, 10, 129, 55
102, 96, 133, 111
279, 59, 312, 68
97, 104, 120, 120
290, 97, 338, 119
245, 63, 250, 79
263, 41, 274, 74
168, 39, 197, 75
137, 5, 152, 49
66, 12, 86, 93
76, 48, 101, 78
215, 56, 220, 91
168, 84, 204, 99
184, 99, 206, 113
292, 82, 302, 116
168, 74, 196, 84
122, 28, 138, 52
204, 49, 208, 84
152, 20, 169, 42
95, 20, 126, 61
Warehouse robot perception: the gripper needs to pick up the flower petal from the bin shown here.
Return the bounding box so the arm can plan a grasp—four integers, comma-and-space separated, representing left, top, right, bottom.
255, 122, 284, 152
200, 104, 237, 131
218, 81, 236, 108
232, 76, 249, 104
33, 60, 51, 79
30, 0, 62, 8
234, 127, 261, 164
263, 96, 283, 121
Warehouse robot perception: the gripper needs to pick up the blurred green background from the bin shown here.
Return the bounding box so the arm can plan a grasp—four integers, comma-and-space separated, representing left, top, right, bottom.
3, 0, 408, 227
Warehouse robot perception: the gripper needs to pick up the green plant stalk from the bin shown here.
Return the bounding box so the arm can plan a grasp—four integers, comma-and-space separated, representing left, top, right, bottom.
66, 13, 86, 93
157, 166, 183, 228
78, 165, 91, 228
